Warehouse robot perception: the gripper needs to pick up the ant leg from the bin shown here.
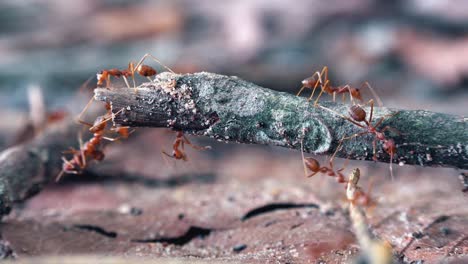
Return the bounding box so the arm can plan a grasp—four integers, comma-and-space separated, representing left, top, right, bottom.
56, 170, 65, 182
103, 136, 121, 142
306, 171, 320, 178
296, 85, 307, 97
134, 53, 175, 74
77, 75, 95, 94
312, 79, 330, 106
331, 132, 368, 163
122, 76, 131, 89
78, 132, 86, 169
88, 108, 125, 131
306, 78, 322, 102
182, 134, 211, 150
106, 75, 111, 88
76, 96, 95, 127
362, 82, 383, 107
372, 138, 378, 161
368, 99, 375, 124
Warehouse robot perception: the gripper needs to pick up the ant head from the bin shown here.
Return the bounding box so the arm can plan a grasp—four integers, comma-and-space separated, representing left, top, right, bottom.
302, 77, 318, 88
382, 139, 396, 155
304, 157, 320, 172
137, 65, 157, 77
350, 88, 363, 101
349, 105, 367, 122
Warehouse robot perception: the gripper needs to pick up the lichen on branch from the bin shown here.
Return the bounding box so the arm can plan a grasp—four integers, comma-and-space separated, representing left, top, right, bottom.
94, 72, 467, 170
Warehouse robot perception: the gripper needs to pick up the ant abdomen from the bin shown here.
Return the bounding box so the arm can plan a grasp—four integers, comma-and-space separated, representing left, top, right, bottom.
137, 65, 157, 77
349, 105, 366, 122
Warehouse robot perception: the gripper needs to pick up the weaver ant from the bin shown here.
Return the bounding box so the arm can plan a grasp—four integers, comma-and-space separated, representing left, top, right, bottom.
303, 157, 347, 184
162, 131, 210, 161
57, 113, 113, 181
97, 53, 174, 89
297, 66, 383, 106
57, 97, 131, 181
320, 100, 399, 179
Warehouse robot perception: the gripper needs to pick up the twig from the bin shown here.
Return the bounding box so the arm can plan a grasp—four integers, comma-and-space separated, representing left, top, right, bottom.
0, 121, 81, 216
94, 72, 467, 169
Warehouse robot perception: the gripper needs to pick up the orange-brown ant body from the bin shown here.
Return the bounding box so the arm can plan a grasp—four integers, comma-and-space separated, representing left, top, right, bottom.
303, 157, 346, 183
57, 102, 130, 181
297, 66, 382, 106
162, 131, 210, 161
321, 100, 398, 178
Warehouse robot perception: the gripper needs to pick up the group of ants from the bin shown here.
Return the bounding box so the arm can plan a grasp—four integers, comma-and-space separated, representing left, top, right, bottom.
58, 54, 401, 208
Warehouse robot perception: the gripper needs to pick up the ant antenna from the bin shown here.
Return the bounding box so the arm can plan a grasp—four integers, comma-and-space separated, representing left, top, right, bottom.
76, 96, 96, 126
364, 82, 384, 107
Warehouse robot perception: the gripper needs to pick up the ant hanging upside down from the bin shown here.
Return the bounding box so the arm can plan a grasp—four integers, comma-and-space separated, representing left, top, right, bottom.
57, 101, 132, 181
320, 99, 399, 179
162, 131, 211, 161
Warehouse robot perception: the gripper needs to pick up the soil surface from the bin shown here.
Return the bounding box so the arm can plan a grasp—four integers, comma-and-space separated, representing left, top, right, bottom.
1, 130, 467, 263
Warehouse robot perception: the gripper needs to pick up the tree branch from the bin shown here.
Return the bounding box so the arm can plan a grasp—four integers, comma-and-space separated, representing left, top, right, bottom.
0, 121, 80, 216
94, 72, 467, 170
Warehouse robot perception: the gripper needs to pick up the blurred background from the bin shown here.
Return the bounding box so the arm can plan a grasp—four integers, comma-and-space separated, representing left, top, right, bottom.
0, 1, 466, 262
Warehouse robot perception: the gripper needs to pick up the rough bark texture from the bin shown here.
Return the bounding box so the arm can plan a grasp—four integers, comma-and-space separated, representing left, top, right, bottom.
94, 72, 467, 169
0, 121, 80, 216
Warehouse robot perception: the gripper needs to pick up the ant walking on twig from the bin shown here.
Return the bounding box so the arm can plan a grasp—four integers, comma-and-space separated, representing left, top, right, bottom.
320, 100, 399, 179
97, 53, 174, 90
297, 66, 383, 107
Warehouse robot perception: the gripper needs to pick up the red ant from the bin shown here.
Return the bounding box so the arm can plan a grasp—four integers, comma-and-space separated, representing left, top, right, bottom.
303, 157, 347, 183
57, 114, 110, 181
320, 100, 399, 179
96, 54, 174, 91
297, 66, 383, 106
162, 131, 210, 161
300, 140, 374, 206
57, 98, 131, 181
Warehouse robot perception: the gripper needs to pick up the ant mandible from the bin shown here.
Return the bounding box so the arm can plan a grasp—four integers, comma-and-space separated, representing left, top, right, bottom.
162, 131, 210, 161
320, 100, 399, 179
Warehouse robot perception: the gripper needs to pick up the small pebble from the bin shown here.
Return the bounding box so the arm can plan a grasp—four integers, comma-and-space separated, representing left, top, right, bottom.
130, 207, 143, 216
233, 244, 247, 253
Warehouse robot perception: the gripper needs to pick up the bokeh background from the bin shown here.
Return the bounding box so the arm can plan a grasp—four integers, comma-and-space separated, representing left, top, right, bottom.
0, 0, 466, 263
